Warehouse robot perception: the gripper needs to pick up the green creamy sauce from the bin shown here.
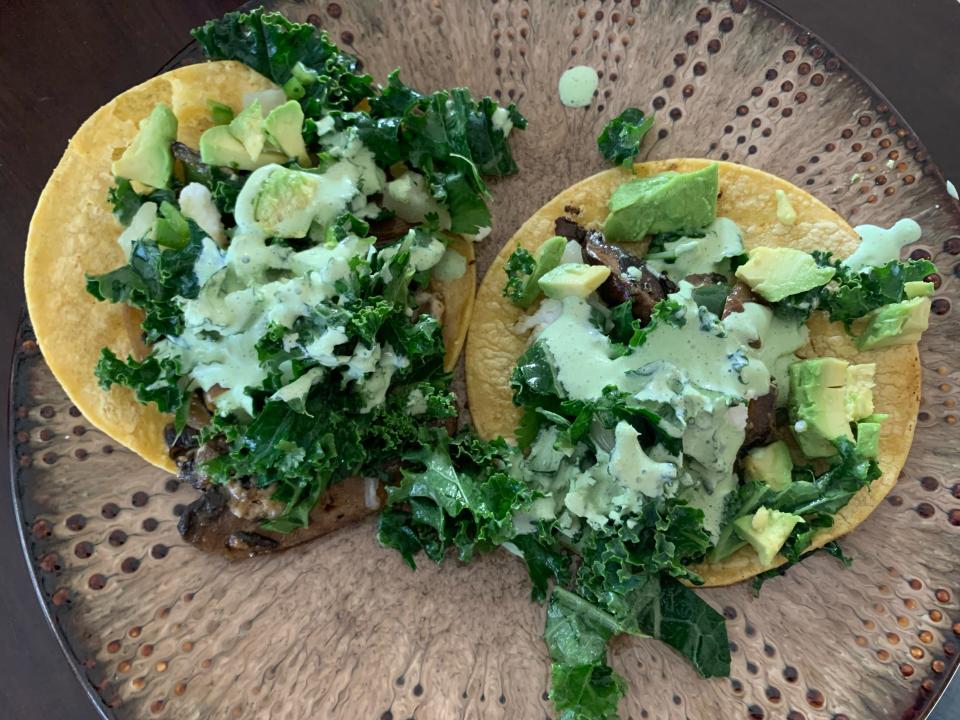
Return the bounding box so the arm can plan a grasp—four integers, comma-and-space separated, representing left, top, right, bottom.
558, 66, 599, 107
533, 273, 807, 540
646, 217, 743, 278
843, 218, 921, 272
152, 130, 418, 418
539, 285, 769, 408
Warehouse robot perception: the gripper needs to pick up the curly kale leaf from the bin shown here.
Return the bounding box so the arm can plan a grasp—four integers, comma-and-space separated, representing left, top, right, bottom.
192, 7, 373, 116
377, 432, 533, 566
546, 588, 626, 720
352, 71, 526, 234
86, 221, 205, 342
822, 256, 937, 327
597, 107, 654, 167
751, 540, 852, 596
627, 298, 685, 347
107, 179, 176, 226
94, 349, 188, 427
502, 247, 536, 302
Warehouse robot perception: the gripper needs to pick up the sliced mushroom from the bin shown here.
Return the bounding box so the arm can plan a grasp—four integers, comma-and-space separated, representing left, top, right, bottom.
743, 384, 777, 449
178, 478, 385, 560
721, 281, 762, 319
556, 217, 677, 325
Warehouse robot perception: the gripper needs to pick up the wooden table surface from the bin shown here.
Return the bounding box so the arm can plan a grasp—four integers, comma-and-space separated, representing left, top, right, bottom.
1, 1, 957, 718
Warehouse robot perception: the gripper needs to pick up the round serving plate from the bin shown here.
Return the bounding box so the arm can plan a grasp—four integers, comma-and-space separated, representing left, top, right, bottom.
12, 1, 960, 718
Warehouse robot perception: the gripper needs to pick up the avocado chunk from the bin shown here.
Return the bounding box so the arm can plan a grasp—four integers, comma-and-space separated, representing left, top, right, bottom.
111, 103, 177, 189
253, 166, 321, 238
735, 247, 836, 302
845, 363, 875, 421
856, 296, 931, 350
199, 125, 286, 171
733, 506, 803, 566
154, 201, 190, 249
788, 357, 854, 458
603, 163, 719, 242
742, 440, 793, 491
855, 421, 881, 459
264, 100, 311, 167
538, 263, 611, 300
904, 280, 934, 299
228, 99, 265, 161
512, 236, 568, 308
206, 99, 234, 125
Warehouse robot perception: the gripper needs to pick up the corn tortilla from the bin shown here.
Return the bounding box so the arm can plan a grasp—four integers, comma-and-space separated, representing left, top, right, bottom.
465, 159, 920, 586
25, 61, 476, 475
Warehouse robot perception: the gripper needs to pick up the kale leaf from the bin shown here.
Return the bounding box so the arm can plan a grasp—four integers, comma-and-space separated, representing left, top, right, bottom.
86, 221, 205, 343
751, 540, 852, 596
546, 588, 626, 720
94, 349, 188, 421
597, 108, 654, 167
192, 7, 373, 116
822, 256, 937, 327
355, 71, 526, 234
376, 432, 532, 566
502, 247, 536, 302
107, 179, 176, 226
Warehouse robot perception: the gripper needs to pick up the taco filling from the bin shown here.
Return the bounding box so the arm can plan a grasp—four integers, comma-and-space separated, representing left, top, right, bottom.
24, 9, 526, 556
464, 156, 932, 717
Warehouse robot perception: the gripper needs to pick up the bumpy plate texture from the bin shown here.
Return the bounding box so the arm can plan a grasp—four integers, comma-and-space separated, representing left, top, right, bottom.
12, 1, 960, 718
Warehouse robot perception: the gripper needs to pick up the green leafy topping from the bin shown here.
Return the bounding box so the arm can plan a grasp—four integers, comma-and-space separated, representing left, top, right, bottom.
94, 349, 187, 418
107, 179, 175, 226
85, 221, 205, 343
821, 255, 937, 327
597, 108, 654, 167
192, 7, 374, 117
502, 247, 537, 302
751, 540, 852, 596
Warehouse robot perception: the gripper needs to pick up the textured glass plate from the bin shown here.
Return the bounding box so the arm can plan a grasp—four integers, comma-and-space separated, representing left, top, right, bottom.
12, 1, 960, 718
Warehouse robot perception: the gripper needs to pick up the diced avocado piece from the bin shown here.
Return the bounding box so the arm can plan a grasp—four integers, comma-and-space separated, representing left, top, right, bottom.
733, 506, 803, 566
292, 61, 319, 85
856, 421, 882, 459
856, 296, 931, 350
199, 125, 286, 171
861, 412, 889, 423
711, 477, 775, 562
603, 163, 719, 242
904, 280, 934, 298
282, 76, 306, 100
742, 440, 793, 491
735, 247, 836, 302
264, 101, 310, 167
228, 99, 265, 161
206, 99, 234, 125
845, 363, 875, 422
513, 236, 568, 308
154, 201, 190, 249
538, 263, 611, 300
789, 357, 853, 458
111, 103, 177, 189
253, 167, 320, 238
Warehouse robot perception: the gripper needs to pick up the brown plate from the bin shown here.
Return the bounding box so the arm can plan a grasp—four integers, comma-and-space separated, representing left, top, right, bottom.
12, 1, 960, 717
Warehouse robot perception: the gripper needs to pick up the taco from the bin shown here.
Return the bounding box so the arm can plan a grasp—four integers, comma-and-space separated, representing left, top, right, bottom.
24, 9, 525, 558
466, 158, 930, 586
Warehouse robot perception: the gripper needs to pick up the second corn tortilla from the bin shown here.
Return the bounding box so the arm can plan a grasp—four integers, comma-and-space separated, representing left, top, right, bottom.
465, 159, 920, 586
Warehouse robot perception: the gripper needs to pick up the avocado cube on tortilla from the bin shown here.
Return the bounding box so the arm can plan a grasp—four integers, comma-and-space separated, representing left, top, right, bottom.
111, 103, 177, 189
788, 357, 853, 459
733, 506, 803, 566
735, 246, 836, 302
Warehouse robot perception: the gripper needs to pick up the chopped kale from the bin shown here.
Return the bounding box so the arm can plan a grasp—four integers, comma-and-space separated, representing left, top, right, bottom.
597, 107, 654, 167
